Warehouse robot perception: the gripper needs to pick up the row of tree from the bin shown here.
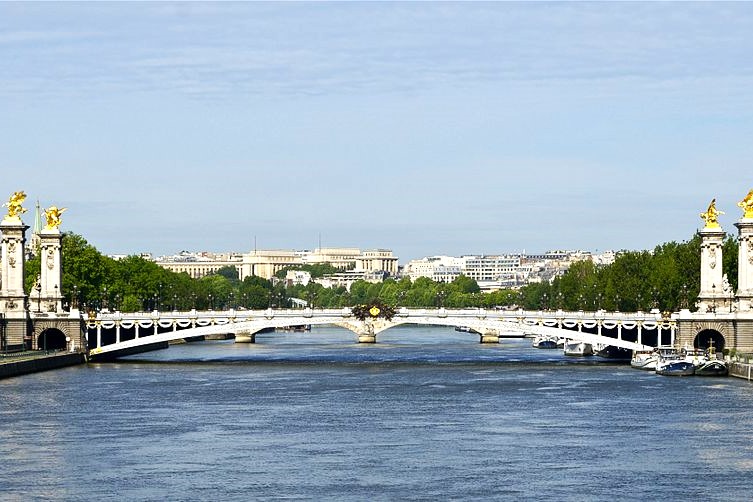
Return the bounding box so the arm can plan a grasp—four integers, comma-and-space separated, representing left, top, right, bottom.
23, 232, 734, 313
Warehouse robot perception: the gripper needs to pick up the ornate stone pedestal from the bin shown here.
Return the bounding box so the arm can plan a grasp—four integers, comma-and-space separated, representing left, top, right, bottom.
697, 226, 728, 313
1, 216, 30, 350
735, 218, 753, 312
39, 228, 64, 313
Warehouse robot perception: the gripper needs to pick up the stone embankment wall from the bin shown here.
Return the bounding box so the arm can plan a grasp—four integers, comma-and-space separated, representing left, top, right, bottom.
729, 361, 753, 382
0, 353, 85, 379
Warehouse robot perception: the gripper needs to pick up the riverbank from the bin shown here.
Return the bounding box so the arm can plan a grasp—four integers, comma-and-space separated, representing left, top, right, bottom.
0, 352, 86, 380
729, 361, 753, 382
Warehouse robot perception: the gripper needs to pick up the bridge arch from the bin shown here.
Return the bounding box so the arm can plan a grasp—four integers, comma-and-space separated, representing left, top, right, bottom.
693, 329, 725, 351
37, 328, 68, 351
32, 320, 78, 350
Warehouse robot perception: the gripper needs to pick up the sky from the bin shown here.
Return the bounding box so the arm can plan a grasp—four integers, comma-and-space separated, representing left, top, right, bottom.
2, 2, 753, 263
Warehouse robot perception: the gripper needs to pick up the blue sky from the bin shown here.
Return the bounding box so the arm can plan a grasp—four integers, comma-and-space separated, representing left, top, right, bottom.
2, 2, 752, 262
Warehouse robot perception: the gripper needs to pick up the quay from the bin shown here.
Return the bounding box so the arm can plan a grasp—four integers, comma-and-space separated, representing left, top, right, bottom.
0, 351, 85, 380
729, 359, 753, 382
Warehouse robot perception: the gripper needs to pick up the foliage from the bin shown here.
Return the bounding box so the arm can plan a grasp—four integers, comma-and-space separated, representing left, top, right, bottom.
274, 263, 347, 279
214, 265, 241, 283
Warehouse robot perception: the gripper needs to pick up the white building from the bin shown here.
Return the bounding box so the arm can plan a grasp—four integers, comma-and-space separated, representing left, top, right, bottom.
404, 250, 613, 291
155, 247, 398, 281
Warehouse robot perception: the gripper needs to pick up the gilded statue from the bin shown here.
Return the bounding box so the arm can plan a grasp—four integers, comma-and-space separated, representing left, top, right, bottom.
44, 206, 67, 230
700, 198, 723, 229
738, 189, 753, 219
3, 191, 27, 219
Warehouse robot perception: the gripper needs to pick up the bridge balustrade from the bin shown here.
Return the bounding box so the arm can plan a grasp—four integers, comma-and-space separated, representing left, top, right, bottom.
85, 308, 673, 360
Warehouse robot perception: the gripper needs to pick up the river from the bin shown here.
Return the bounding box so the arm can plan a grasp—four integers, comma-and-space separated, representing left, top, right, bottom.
2, 325, 753, 501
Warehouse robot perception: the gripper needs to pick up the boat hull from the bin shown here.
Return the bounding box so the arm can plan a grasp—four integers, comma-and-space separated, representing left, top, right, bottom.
595, 345, 632, 361
631, 353, 658, 370
532, 336, 558, 349
563, 342, 593, 357
694, 361, 728, 377
656, 360, 695, 376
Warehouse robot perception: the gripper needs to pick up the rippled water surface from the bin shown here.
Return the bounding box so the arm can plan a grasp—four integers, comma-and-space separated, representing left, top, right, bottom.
2, 326, 753, 501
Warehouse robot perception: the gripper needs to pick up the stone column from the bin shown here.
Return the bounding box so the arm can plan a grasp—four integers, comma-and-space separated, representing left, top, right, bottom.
735, 217, 753, 311
1, 216, 30, 349
39, 227, 64, 313
697, 226, 726, 313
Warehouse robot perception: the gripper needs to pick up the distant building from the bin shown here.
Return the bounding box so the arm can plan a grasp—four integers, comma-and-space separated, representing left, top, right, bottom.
154, 247, 398, 281
155, 251, 244, 279
285, 270, 312, 287
404, 250, 613, 291
315, 270, 388, 291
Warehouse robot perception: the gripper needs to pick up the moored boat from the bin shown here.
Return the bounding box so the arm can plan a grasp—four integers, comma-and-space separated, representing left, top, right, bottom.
563, 340, 593, 356
595, 344, 632, 361
694, 359, 728, 376
631, 350, 659, 370
532, 335, 558, 349
655, 358, 695, 376
654, 346, 695, 376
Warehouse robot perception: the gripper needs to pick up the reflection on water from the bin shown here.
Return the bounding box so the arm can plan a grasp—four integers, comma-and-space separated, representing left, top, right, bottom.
2, 325, 753, 501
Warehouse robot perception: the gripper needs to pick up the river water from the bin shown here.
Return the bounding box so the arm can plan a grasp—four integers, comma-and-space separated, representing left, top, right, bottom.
2, 325, 753, 501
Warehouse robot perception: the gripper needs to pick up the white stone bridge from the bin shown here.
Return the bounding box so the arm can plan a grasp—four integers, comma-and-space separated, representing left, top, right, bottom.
86, 307, 673, 360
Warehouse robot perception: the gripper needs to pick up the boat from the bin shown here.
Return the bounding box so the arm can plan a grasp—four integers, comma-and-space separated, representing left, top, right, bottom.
630, 350, 659, 370
276, 325, 311, 332
691, 345, 728, 376
631, 347, 676, 371
532, 335, 558, 349
563, 340, 593, 356
594, 344, 632, 361
655, 358, 695, 376
455, 326, 479, 334
682, 347, 708, 368
694, 359, 728, 376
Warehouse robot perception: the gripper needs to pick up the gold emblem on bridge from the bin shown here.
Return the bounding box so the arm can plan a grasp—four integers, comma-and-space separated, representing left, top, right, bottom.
44, 206, 67, 230
369, 306, 381, 317
700, 198, 723, 229
738, 189, 753, 219
2, 191, 27, 220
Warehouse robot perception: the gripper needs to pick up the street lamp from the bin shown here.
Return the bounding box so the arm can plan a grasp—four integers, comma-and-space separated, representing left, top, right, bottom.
680, 284, 688, 309
35, 281, 41, 313
208, 294, 214, 310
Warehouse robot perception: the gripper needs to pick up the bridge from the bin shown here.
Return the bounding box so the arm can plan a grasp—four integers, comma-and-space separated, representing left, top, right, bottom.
86, 307, 669, 360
